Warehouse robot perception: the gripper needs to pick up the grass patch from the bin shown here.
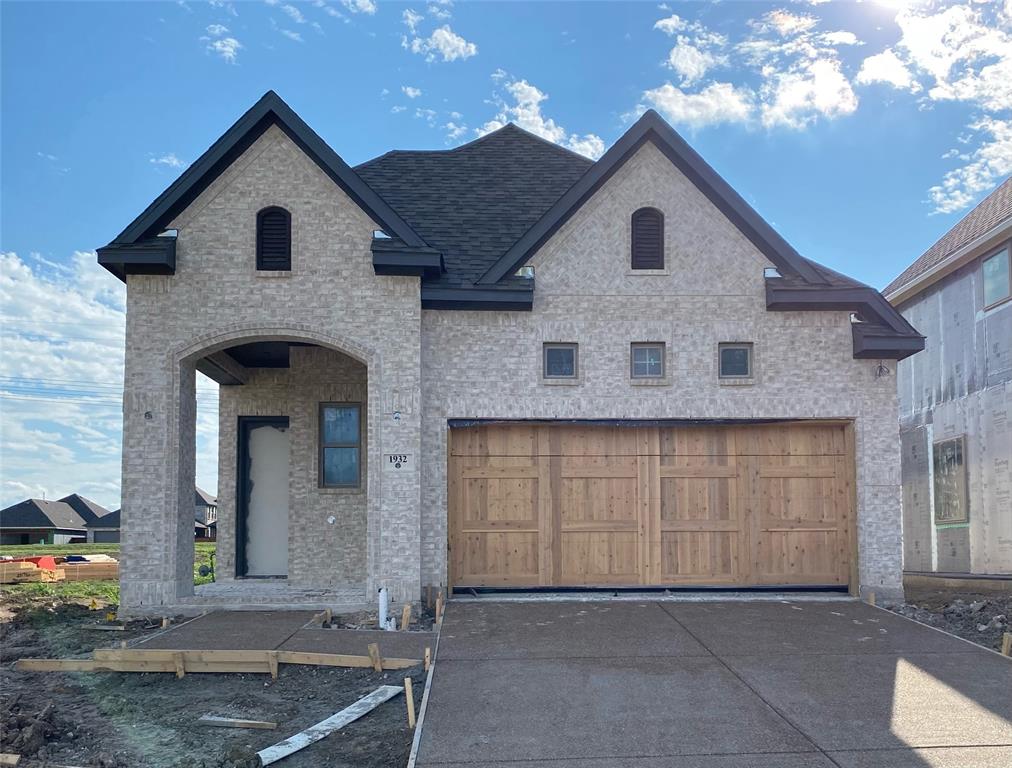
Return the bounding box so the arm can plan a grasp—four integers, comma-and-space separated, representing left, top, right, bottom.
1, 542, 218, 606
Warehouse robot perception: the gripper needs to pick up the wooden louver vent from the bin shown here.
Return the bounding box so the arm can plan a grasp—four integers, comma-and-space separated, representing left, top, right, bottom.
256, 207, 291, 271
631, 207, 664, 270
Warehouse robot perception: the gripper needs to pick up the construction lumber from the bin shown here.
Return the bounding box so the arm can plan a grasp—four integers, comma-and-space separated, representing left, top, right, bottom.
401, 603, 411, 631
0, 754, 20, 766
367, 642, 382, 672
256, 685, 403, 766
17, 648, 422, 676
86, 625, 126, 631
59, 562, 118, 582
405, 677, 416, 728
1002, 632, 1011, 657
198, 715, 277, 730
0, 562, 65, 584
424, 647, 431, 672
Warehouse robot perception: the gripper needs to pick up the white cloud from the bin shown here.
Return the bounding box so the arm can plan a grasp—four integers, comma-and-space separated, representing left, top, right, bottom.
756, 9, 818, 37
478, 77, 605, 159
856, 49, 920, 92
642, 81, 753, 129
444, 120, 468, 141
149, 152, 187, 169
929, 118, 1012, 214
402, 8, 423, 33
415, 107, 437, 125
207, 36, 242, 63
761, 57, 857, 129
280, 28, 303, 42
390, 105, 407, 114
314, 0, 344, 19
405, 25, 477, 63
205, 23, 229, 36
281, 4, 305, 23
654, 14, 687, 36
820, 31, 860, 46
666, 42, 721, 85
402, 85, 422, 99
428, 1, 452, 20
341, 0, 376, 14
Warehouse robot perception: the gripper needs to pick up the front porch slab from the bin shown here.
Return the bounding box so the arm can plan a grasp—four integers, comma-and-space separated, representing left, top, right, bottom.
136, 581, 371, 616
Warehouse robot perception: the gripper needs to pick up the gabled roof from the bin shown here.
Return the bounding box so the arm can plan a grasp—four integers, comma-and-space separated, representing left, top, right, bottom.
478, 109, 827, 286
195, 487, 217, 507
99, 90, 427, 279
87, 508, 121, 529
1, 499, 88, 530
58, 494, 111, 525
885, 176, 1012, 299
356, 124, 593, 289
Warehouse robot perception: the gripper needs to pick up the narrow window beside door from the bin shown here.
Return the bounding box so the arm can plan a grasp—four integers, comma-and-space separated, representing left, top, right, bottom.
319, 403, 361, 488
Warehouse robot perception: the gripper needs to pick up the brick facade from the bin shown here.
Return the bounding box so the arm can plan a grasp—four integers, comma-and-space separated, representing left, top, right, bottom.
118, 128, 903, 613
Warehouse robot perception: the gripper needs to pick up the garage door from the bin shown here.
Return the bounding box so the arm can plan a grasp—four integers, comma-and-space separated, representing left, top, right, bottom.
448, 422, 854, 589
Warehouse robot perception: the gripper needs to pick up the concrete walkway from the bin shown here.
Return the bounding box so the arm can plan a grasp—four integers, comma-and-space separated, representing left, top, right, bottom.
414, 599, 1012, 767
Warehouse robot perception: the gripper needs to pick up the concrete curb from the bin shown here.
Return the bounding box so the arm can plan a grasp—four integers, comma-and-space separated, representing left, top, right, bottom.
405, 611, 443, 767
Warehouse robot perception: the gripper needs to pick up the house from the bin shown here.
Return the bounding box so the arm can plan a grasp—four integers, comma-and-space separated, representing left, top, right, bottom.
97, 91, 923, 614
59, 493, 112, 526
0, 499, 88, 545
885, 177, 1012, 577
194, 487, 217, 537
87, 508, 121, 543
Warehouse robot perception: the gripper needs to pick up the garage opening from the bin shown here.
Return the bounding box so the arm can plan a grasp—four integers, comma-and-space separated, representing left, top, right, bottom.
448, 421, 855, 590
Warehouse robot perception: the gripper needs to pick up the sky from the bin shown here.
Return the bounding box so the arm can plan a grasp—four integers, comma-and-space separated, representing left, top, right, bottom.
1, 0, 1011, 510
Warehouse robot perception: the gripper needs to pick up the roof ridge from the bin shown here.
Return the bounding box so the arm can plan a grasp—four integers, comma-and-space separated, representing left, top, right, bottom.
354, 123, 595, 170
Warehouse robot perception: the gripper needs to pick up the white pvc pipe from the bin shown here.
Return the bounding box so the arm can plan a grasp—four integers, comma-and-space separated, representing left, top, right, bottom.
378, 587, 389, 629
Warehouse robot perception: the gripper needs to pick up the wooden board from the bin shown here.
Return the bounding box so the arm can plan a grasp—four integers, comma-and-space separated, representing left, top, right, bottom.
448, 422, 855, 589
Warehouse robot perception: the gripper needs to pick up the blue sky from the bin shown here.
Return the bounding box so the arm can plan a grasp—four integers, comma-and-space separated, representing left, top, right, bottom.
2, 0, 1011, 509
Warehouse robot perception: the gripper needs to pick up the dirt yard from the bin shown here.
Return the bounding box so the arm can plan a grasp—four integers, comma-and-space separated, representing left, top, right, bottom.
1, 594, 428, 768
886, 585, 1011, 653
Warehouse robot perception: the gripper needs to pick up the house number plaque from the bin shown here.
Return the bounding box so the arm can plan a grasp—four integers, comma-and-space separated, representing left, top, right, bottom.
385, 454, 410, 469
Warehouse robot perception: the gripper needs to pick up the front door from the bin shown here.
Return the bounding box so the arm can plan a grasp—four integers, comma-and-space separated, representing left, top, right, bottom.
237, 416, 290, 577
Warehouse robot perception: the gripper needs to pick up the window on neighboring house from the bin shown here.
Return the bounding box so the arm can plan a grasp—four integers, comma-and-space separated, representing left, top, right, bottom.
256, 206, 292, 271
631, 343, 665, 378
982, 247, 1010, 308
319, 403, 361, 488
631, 207, 664, 270
933, 436, 968, 524
718, 343, 752, 378
543, 343, 578, 379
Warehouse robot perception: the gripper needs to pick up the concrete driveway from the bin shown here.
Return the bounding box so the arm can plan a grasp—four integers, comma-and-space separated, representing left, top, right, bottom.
414, 599, 1012, 767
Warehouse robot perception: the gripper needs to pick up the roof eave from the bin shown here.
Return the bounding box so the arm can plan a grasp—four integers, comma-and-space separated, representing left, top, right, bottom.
885, 220, 1012, 306
421, 285, 534, 311
97, 236, 177, 282
104, 91, 427, 251
477, 109, 827, 287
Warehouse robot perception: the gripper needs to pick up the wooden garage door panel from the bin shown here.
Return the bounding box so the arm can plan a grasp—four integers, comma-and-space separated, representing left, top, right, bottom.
561, 531, 640, 584
661, 531, 738, 581
449, 422, 854, 589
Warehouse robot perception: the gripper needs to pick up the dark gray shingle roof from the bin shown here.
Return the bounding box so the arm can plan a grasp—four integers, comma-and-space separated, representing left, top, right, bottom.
885, 176, 1012, 296
87, 508, 121, 528
195, 487, 217, 507
59, 494, 111, 525
356, 124, 593, 288
1, 499, 88, 530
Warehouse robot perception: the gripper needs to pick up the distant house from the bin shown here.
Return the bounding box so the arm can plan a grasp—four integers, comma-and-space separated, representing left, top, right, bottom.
87, 508, 121, 543
885, 176, 1012, 576
195, 487, 217, 540
59, 493, 112, 526
0, 499, 89, 545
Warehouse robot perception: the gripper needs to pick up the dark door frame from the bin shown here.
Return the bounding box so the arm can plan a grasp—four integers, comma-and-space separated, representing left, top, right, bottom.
236, 415, 289, 578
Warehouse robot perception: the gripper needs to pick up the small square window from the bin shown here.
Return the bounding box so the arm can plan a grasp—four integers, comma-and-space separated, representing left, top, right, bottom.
543, 343, 578, 379
718, 343, 752, 378
631, 343, 665, 378
982, 248, 1010, 308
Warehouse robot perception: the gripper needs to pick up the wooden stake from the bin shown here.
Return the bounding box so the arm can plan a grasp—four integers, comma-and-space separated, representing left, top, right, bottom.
172, 652, 186, 679
323, 608, 332, 626
0, 754, 21, 766
367, 642, 383, 672
424, 647, 431, 672
161, 617, 171, 629
268, 651, 279, 680
866, 591, 876, 607
435, 591, 444, 625
404, 677, 416, 728
1001, 632, 1011, 657
400, 603, 411, 631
